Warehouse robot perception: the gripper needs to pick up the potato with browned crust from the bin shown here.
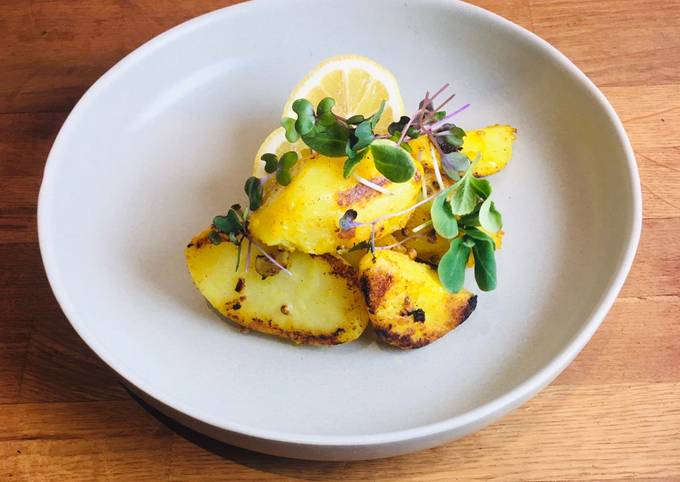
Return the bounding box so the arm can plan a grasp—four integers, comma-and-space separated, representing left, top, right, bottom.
248, 151, 423, 255
186, 230, 368, 345
359, 250, 476, 349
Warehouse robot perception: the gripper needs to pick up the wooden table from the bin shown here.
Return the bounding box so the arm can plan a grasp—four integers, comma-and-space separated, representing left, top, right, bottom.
1, 0, 679, 479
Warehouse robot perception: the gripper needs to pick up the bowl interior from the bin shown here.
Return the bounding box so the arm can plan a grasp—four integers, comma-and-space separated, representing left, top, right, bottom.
39, 0, 638, 439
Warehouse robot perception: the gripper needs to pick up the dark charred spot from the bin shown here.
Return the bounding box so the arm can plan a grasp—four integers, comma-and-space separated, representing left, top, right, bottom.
317, 254, 357, 287
373, 327, 431, 349
186, 242, 194, 248
235, 278, 245, 293
336, 176, 389, 207
280, 304, 289, 315
232, 302, 241, 310
359, 270, 393, 314
458, 295, 477, 325
410, 308, 426, 323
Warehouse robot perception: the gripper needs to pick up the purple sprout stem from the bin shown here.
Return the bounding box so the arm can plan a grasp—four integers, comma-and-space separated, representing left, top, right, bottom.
432, 92, 457, 114
248, 237, 293, 276
428, 83, 450, 103
428, 103, 471, 131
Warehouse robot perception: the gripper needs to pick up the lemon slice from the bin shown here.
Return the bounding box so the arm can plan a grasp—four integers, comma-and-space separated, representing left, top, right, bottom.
282, 55, 404, 133
252, 127, 312, 177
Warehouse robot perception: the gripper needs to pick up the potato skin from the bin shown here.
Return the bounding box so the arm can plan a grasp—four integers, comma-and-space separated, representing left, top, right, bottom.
359, 250, 477, 349
248, 151, 423, 254
186, 230, 368, 345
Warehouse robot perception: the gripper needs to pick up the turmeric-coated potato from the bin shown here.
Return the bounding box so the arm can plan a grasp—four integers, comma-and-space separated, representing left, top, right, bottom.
359, 250, 477, 349
248, 152, 423, 254
186, 230, 368, 345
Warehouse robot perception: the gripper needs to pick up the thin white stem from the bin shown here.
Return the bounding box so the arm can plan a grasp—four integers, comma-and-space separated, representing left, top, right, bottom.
411, 219, 433, 233
377, 233, 427, 251
244, 238, 252, 273
370, 191, 440, 226
428, 138, 446, 191
417, 150, 428, 199
249, 238, 293, 276
353, 174, 393, 195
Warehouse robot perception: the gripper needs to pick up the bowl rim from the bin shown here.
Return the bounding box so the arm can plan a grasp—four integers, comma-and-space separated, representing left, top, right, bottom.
37, 0, 642, 447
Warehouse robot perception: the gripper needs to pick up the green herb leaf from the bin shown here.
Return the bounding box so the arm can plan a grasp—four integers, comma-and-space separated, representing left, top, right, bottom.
343, 147, 368, 178
448, 167, 492, 215
438, 237, 470, 293
369, 100, 387, 129
292, 99, 315, 136
388, 116, 410, 136
243, 176, 263, 211
441, 151, 470, 179
261, 153, 278, 174
281, 117, 299, 143
431, 189, 458, 239
213, 209, 242, 234
463, 226, 496, 248
353, 120, 374, 151
370, 139, 415, 183
301, 122, 350, 157
208, 231, 223, 245
276, 151, 298, 186
472, 236, 497, 291
432, 111, 446, 122
317, 112, 336, 127
479, 198, 502, 233
346, 114, 365, 125
316, 97, 335, 115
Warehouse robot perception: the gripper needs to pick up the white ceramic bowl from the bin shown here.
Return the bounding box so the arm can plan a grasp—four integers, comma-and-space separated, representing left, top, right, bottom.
38, 0, 641, 460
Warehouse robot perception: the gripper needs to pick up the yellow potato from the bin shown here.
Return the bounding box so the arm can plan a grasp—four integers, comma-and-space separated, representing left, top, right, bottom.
248, 151, 423, 254
462, 125, 517, 177
359, 250, 477, 349
186, 230, 368, 345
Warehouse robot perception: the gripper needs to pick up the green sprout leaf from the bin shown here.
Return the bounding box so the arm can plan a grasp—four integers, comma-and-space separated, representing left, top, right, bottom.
213, 208, 242, 235
353, 120, 374, 151
388, 116, 410, 136
343, 147, 368, 178
208, 231, 223, 245
370, 139, 415, 183
261, 153, 278, 174
441, 151, 470, 179
430, 189, 458, 239
438, 237, 470, 293
281, 117, 299, 143
243, 176, 263, 211
472, 235, 497, 291
369, 100, 387, 129
448, 167, 492, 215
479, 198, 503, 233
346, 114, 365, 125
292, 99, 315, 136
301, 121, 350, 157
276, 151, 298, 186
316, 97, 335, 115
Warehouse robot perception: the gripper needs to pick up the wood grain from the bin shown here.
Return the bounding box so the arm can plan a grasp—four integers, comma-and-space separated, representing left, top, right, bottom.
0, 0, 678, 480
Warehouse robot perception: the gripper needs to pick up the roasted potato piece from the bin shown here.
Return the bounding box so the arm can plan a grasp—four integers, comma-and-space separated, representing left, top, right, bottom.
186, 230, 368, 345
248, 152, 423, 254
463, 125, 517, 177
359, 250, 477, 349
